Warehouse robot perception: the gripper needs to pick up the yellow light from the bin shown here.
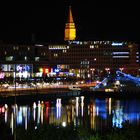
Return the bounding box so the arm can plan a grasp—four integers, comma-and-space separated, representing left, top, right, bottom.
45, 68, 49, 74
64, 7, 76, 41
39, 68, 43, 72
62, 122, 66, 127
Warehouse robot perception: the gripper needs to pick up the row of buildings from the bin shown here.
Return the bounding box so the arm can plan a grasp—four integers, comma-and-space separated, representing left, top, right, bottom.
0, 6, 139, 81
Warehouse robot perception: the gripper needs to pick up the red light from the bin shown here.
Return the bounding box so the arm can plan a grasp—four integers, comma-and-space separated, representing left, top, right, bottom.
43, 68, 50, 74
45, 102, 49, 107
0, 106, 5, 113
2, 107, 5, 113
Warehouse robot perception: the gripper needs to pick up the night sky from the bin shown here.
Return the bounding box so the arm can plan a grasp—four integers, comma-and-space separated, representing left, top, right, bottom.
0, 1, 139, 43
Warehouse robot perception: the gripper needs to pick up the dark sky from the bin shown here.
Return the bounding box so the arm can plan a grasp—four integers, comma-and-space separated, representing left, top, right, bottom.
0, 1, 139, 43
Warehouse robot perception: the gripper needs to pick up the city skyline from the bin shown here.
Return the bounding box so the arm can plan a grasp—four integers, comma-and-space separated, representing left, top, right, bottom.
0, 1, 139, 43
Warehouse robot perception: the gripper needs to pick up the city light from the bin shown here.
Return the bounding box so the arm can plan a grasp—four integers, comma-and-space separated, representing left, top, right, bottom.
0, 3, 139, 139
111, 42, 123, 46
62, 122, 66, 127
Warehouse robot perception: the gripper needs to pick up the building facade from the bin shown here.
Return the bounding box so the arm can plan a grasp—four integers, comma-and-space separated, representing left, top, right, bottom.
0, 41, 139, 80
48, 41, 139, 78
0, 6, 139, 81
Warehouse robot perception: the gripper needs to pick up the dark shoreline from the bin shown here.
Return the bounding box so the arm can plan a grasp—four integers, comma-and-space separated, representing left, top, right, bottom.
82, 90, 140, 99
1, 88, 140, 105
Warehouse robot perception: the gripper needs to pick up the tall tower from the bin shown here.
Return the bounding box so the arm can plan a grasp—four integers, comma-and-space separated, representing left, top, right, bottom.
64, 6, 76, 41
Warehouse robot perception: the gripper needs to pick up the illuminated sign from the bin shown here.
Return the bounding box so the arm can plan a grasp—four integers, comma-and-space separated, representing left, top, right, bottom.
111, 42, 123, 46
112, 52, 129, 55
16, 65, 30, 72
39, 68, 50, 73
68, 41, 80, 44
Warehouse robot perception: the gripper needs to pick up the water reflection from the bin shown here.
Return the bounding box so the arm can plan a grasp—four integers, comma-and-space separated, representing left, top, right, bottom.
33, 102, 36, 121
10, 112, 14, 135
37, 101, 41, 125
76, 97, 79, 117
0, 96, 140, 135
81, 96, 84, 117
56, 98, 61, 119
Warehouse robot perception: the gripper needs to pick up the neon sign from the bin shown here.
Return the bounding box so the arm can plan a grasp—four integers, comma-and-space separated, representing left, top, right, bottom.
17, 66, 22, 71
16, 65, 30, 72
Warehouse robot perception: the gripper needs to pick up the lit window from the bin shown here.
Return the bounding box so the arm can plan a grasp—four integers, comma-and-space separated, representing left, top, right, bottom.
35, 57, 40, 61
100, 41, 102, 44
112, 56, 129, 58
54, 53, 58, 57
90, 45, 94, 48
63, 50, 67, 53
6, 56, 13, 61
24, 56, 27, 61
95, 45, 99, 48
49, 45, 67, 50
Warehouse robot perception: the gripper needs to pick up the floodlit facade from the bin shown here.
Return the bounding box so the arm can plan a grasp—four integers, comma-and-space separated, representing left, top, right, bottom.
64, 6, 76, 41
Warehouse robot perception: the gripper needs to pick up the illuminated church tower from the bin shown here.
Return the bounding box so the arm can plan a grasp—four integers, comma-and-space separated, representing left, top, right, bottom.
64, 6, 76, 41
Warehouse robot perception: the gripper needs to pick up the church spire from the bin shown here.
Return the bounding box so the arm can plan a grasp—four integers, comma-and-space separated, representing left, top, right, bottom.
67, 6, 74, 23
64, 6, 76, 41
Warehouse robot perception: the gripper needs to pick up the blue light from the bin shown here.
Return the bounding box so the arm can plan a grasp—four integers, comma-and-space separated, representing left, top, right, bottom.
94, 78, 108, 89
54, 69, 60, 72
112, 42, 123, 46
17, 108, 22, 125
116, 70, 140, 85
95, 99, 107, 119
56, 78, 61, 80
112, 52, 129, 55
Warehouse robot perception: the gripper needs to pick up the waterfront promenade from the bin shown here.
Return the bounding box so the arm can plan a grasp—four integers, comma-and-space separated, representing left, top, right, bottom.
0, 83, 93, 98
1, 82, 140, 100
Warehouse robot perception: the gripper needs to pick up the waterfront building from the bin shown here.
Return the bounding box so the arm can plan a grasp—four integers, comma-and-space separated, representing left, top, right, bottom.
0, 6, 139, 81
48, 41, 139, 79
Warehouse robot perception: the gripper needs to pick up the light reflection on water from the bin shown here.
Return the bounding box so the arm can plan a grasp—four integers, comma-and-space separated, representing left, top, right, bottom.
1, 96, 140, 135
